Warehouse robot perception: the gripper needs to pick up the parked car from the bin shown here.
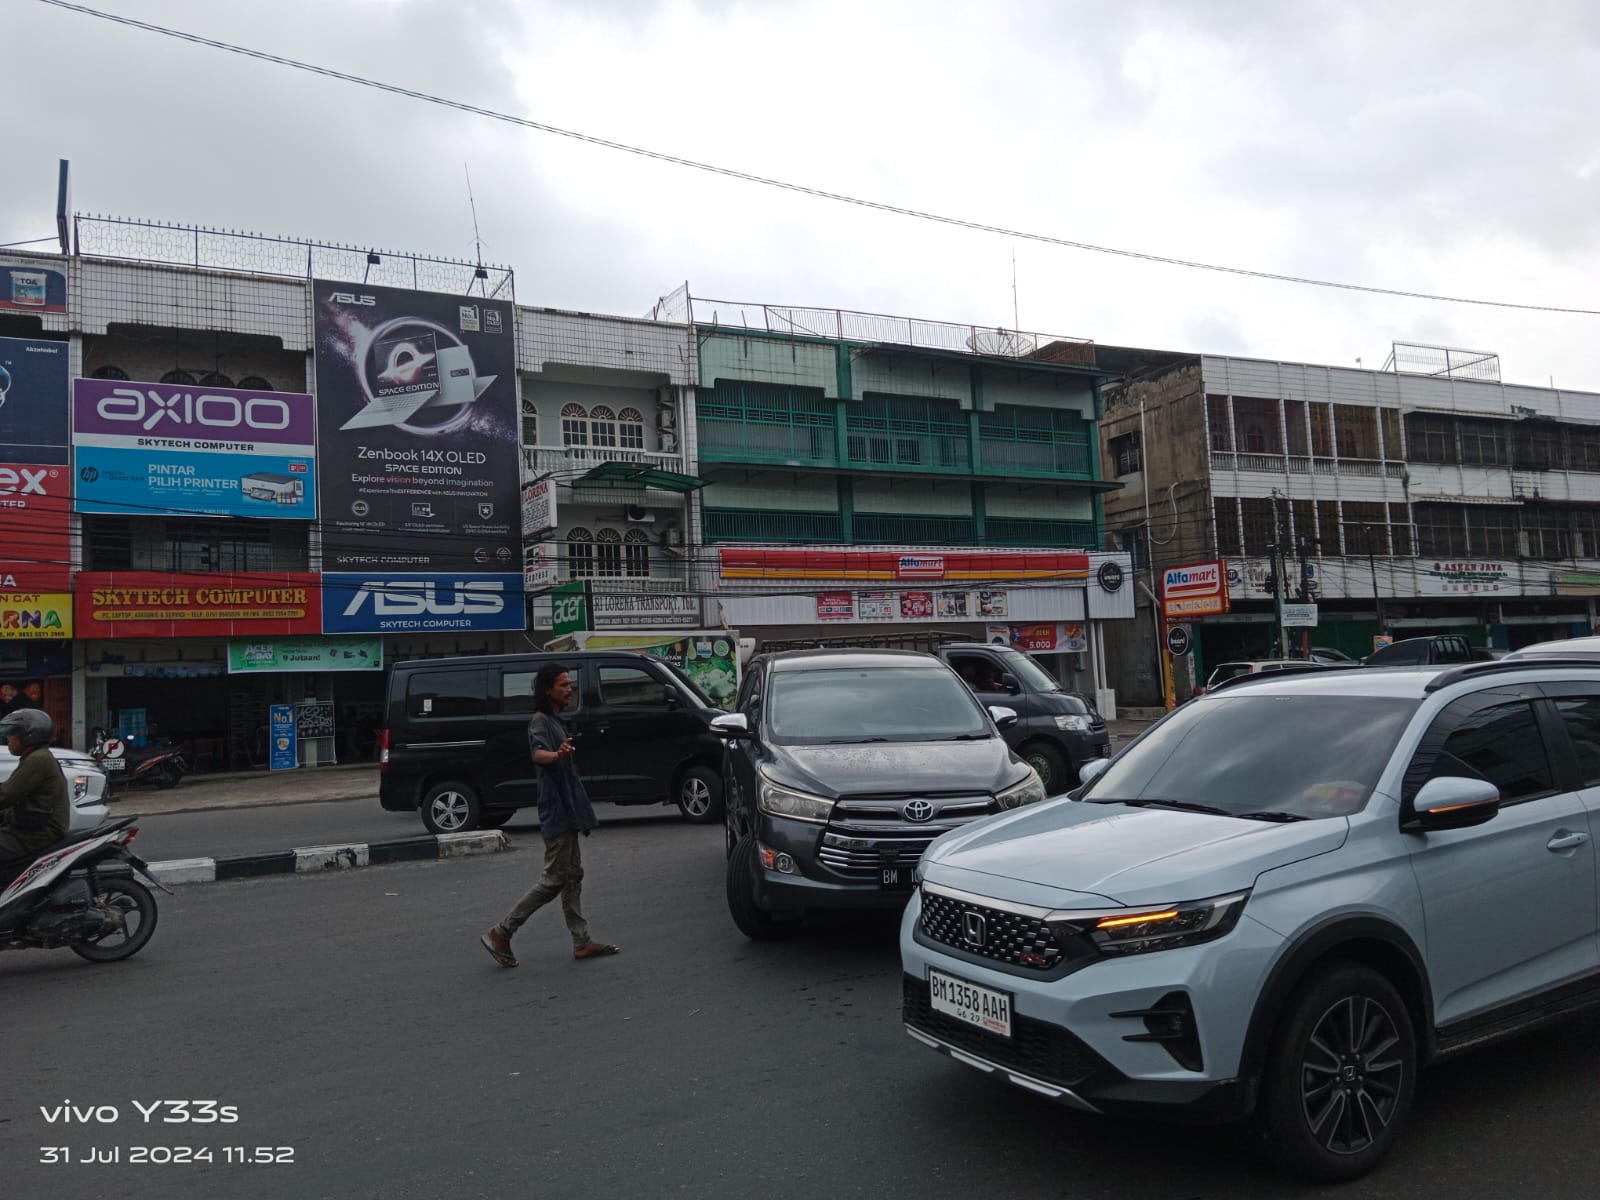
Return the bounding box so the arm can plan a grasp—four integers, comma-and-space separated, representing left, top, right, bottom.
935, 643, 1109, 794
1504, 635, 1600, 660
0, 745, 108, 833
379, 650, 728, 833
1204, 658, 1322, 688
716, 649, 1046, 939
1306, 646, 1355, 664
902, 657, 1600, 1180
1363, 634, 1475, 667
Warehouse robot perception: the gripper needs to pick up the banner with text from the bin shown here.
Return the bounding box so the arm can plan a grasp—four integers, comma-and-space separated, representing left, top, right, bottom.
0, 254, 67, 315
75, 572, 323, 639
228, 636, 384, 673
321, 572, 526, 635
313, 281, 519, 572
0, 337, 69, 464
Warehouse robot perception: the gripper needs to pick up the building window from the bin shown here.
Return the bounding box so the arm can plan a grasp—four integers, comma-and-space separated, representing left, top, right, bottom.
1109, 432, 1141, 476
1232, 397, 1283, 455
1342, 503, 1390, 556
1514, 422, 1562, 471
1414, 504, 1469, 557
199, 371, 234, 388
163, 519, 275, 573
1522, 507, 1570, 561
624, 528, 651, 577
1466, 506, 1519, 559
91, 365, 129, 381
589, 406, 618, 450
160, 369, 197, 386
1213, 498, 1241, 557
595, 527, 623, 576
1389, 502, 1413, 556
566, 527, 594, 578
237, 375, 274, 391
1404, 414, 1458, 465
618, 407, 646, 451
1206, 395, 1233, 452
1459, 418, 1509, 467
562, 404, 589, 447
1240, 498, 1277, 555
1334, 406, 1380, 459
521, 397, 538, 447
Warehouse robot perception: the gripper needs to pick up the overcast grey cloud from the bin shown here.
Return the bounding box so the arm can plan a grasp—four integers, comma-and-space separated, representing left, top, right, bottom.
5, 0, 1598, 388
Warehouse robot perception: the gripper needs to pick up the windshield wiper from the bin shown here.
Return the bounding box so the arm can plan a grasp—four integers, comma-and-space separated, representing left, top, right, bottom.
1087, 798, 1305, 822
826, 737, 888, 744
945, 732, 991, 741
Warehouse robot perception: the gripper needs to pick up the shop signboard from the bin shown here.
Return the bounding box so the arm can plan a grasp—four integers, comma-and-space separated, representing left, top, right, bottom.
0, 254, 67, 315
1162, 560, 1229, 619
986, 622, 1088, 653
816, 591, 854, 620
1282, 603, 1320, 628
550, 580, 589, 638
321, 571, 526, 635
72, 379, 317, 519
312, 280, 519, 572
228, 636, 384, 673
720, 547, 1088, 582
74, 572, 322, 638
521, 477, 558, 538
550, 630, 741, 711
269, 704, 297, 771
0, 337, 69, 464
0, 592, 72, 639
0, 463, 70, 591
589, 587, 700, 629
523, 540, 558, 592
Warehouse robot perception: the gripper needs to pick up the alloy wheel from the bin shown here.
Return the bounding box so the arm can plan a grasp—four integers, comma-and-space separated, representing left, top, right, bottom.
1298, 995, 1405, 1156
681, 776, 713, 819
430, 791, 470, 831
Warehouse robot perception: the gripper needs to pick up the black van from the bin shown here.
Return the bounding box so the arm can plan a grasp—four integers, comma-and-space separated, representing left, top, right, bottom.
935, 642, 1110, 793
379, 651, 727, 833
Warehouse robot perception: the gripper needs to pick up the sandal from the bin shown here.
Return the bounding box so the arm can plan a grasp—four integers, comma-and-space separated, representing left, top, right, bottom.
480, 930, 518, 968
573, 941, 621, 960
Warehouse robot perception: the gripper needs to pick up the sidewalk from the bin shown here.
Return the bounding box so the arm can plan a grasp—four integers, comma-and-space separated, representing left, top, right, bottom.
106, 762, 379, 817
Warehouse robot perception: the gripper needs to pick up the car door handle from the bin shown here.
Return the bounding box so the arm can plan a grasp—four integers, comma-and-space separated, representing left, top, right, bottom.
1547, 830, 1590, 852
595, 723, 610, 734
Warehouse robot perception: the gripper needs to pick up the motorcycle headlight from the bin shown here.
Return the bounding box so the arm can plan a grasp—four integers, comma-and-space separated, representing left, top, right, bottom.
1047, 891, 1250, 957
996, 768, 1047, 809
757, 776, 836, 824
1053, 714, 1092, 732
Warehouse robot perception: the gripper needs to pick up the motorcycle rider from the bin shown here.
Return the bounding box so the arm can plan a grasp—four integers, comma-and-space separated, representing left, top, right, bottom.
0, 710, 70, 883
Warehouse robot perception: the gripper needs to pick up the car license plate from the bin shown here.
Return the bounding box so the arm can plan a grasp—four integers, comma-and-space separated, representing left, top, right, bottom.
104, 758, 126, 771
928, 968, 1012, 1038
880, 866, 914, 889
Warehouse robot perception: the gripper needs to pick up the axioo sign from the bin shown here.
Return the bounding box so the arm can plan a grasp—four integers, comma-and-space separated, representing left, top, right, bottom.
1162, 560, 1229, 619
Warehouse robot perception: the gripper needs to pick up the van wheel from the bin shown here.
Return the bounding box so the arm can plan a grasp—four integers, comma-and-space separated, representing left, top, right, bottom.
1255, 962, 1416, 1182
420, 781, 482, 834
677, 766, 724, 824
1022, 742, 1069, 794
726, 837, 786, 940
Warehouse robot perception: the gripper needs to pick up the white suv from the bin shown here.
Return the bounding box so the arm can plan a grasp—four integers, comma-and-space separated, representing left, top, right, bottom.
902, 659, 1600, 1180
0, 747, 109, 833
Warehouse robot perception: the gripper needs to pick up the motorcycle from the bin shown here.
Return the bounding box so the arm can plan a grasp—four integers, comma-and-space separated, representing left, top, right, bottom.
91, 728, 189, 791
0, 817, 168, 962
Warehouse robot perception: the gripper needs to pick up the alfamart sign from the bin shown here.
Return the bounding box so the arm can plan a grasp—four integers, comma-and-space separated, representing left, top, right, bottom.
1162, 560, 1229, 619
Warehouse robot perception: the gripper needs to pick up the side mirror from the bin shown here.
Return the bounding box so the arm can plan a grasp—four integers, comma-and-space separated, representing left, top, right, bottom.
988, 705, 1019, 730
1077, 757, 1111, 788
710, 712, 751, 739
1000, 673, 1022, 694
1406, 775, 1500, 832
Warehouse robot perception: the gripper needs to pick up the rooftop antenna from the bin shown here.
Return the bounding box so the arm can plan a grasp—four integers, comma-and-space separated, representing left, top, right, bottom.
465, 162, 486, 296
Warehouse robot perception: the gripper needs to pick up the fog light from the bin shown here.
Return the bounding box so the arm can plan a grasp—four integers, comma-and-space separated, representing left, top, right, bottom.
759, 844, 777, 870
774, 853, 797, 874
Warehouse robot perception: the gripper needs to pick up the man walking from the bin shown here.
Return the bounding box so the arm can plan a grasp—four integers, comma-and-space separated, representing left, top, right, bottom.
480, 662, 618, 968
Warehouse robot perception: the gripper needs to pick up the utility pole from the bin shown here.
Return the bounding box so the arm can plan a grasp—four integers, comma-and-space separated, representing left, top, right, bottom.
1366, 524, 1385, 640
1270, 492, 1287, 658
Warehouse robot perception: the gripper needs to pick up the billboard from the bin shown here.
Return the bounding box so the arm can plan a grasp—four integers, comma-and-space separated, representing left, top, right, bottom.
312, 281, 519, 572
321, 571, 526, 635
0, 337, 69, 464
72, 379, 316, 519
0, 592, 72, 639
1162, 560, 1230, 619
0, 254, 67, 315
228, 636, 383, 673
0, 463, 70, 591
75, 572, 323, 639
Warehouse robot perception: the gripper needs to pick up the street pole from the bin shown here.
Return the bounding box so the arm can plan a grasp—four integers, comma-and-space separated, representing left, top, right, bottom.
1366, 525, 1384, 641
1270, 494, 1287, 658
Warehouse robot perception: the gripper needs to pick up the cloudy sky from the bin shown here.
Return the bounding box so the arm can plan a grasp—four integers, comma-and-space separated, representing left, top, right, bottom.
7, 0, 1599, 389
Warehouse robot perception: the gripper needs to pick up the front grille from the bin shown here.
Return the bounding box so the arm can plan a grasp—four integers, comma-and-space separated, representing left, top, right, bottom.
903, 975, 1103, 1088
817, 794, 994, 878
919, 888, 1064, 970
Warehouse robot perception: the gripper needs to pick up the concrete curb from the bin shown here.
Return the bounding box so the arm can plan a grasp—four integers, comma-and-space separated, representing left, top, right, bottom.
149, 830, 512, 885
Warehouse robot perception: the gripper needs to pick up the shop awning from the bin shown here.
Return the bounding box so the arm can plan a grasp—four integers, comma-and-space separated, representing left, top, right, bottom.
574, 462, 707, 492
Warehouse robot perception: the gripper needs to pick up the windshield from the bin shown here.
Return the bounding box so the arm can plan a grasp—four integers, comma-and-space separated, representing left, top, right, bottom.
653, 659, 715, 707
767, 665, 991, 744
991, 648, 1062, 693
1082, 694, 1418, 819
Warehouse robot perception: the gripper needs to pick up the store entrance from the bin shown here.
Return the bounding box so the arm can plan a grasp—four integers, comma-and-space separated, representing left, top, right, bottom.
104, 675, 233, 772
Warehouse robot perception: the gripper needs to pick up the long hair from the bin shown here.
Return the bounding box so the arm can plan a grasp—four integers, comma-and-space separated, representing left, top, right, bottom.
533, 661, 572, 715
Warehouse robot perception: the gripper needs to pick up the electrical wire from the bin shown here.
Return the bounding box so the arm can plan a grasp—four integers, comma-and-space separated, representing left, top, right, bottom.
33, 0, 1600, 318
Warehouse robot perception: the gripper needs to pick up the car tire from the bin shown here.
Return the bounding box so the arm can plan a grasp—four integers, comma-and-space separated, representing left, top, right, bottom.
677, 765, 725, 824
420, 780, 482, 834
1255, 961, 1416, 1183
726, 836, 786, 940
1021, 742, 1069, 795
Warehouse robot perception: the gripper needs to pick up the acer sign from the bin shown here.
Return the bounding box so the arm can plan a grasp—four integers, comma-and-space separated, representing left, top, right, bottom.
321, 572, 526, 634
72, 379, 317, 520
0, 462, 69, 591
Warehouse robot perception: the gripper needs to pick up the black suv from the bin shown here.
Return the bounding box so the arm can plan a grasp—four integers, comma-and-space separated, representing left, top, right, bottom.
715, 649, 1045, 939
1364, 635, 1475, 667
934, 642, 1109, 793
380, 651, 726, 833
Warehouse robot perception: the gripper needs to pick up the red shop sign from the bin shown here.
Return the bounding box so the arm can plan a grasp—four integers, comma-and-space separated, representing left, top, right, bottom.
75, 572, 323, 639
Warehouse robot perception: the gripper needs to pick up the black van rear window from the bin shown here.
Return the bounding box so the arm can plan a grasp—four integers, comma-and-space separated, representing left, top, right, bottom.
406, 669, 487, 719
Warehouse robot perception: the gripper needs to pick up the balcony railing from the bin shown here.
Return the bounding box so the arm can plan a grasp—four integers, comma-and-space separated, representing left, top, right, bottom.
521, 445, 686, 478
1212, 451, 1407, 480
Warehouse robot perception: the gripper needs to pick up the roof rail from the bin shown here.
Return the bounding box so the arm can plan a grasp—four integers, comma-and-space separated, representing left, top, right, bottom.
1208, 663, 1356, 693
1424, 656, 1600, 693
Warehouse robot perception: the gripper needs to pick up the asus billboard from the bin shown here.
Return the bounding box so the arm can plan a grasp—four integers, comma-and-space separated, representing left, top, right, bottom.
311, 281, 518, 573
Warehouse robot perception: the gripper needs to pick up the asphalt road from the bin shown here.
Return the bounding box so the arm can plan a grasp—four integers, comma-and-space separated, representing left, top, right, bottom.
6, 819, 1600, 1199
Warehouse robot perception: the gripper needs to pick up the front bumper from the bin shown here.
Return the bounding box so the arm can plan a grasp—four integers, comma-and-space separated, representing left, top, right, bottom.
899, 888, 1275, 1124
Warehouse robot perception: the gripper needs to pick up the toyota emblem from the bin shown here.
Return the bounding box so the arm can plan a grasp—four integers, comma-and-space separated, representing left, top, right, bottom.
903, 799, 934, 822
962, 911, 987, 948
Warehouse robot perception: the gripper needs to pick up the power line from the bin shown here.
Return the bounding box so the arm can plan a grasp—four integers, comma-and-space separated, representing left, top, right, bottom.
35, 0, 1600, 318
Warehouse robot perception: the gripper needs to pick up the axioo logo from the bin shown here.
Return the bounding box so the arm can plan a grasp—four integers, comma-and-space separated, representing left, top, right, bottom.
0, 466, 50, 496
96, 387, 294, 434
342, 579, 505, 618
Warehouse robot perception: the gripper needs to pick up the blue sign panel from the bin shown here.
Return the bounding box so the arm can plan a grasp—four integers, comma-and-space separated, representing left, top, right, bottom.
73, 446, 316, 518
0, 337, 69, 464
321, 572, 526, 635
269, 704, 297, 771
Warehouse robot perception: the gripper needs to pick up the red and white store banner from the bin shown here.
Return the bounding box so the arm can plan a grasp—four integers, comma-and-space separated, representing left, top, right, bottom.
721, 548, 1090, 582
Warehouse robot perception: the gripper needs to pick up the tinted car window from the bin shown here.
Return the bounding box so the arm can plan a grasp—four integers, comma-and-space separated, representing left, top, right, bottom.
1553, 696, 1600, 787
500, 666, 582, 714
1425, 700, 1555, 804
767, 666, 988, 744
1208, 663, 1252, 685
599, 665, 669, 708
991, 648, 1063, 693
1083, 695, 1418, 818
406, 669, 486, 719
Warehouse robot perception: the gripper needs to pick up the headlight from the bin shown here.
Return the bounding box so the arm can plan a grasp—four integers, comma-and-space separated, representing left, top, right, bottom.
72, 775, 90, 801
996, 768, 1047, 809
757, 776, 836, 824
1053, 714, 1092, 732
1047, 891, 1249, 957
